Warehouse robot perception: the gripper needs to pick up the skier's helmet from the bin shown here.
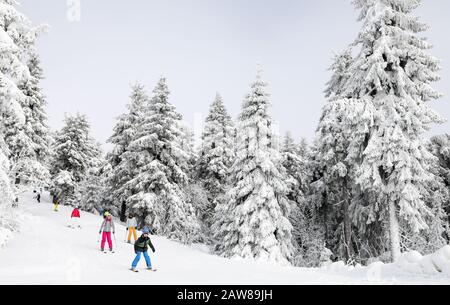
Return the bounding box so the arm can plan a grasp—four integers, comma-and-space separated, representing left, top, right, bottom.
142, 227, 150, 234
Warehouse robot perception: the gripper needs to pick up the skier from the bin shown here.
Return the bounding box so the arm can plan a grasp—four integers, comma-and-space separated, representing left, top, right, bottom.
126, 213, 138, 243
70, 206, 82, 229
130, 227, 156, 272
99, 212, 115, 252
36, 192, 41, 203
52, 195, 59, 212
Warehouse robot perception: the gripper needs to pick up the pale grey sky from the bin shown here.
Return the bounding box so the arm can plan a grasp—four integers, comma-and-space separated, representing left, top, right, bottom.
20, 0, 449, 150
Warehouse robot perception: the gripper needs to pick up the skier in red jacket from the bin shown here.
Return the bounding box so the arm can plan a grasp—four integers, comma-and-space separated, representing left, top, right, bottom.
70, 206, 82, 229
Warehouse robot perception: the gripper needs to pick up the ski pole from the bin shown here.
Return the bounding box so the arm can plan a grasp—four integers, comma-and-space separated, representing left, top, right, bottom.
97, 232, 101, 243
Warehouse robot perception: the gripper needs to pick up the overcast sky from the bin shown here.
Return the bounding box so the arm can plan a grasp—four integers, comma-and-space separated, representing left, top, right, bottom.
20, 0, 449, 150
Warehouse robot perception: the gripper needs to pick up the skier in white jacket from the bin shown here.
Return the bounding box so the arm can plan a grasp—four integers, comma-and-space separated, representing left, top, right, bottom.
126, 214, 138, 243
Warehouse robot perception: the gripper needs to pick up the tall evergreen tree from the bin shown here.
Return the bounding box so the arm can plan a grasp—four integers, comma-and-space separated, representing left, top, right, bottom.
218, 68, 294, 264
312, 49, 359, 262
281, 132, 308, 205
107, 83, 148, 218
179, 123, 197, 176
345, 0, 444, 262
51, 114, 100, 205
0, 0, 46, 186
10, 53, 51, 186
197, 93, 235, 239
0, 0, 43, 232
125, 77, 199, 243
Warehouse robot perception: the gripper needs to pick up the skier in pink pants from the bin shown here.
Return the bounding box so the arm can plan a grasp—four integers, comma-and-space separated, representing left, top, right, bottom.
99, 212, 115, 252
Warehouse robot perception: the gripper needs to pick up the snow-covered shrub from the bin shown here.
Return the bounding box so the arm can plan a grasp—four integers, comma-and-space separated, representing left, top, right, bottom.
185, 182, 212, 244
291, 203, 330, 267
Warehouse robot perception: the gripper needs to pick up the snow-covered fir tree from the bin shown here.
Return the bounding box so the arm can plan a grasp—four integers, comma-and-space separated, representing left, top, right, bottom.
421, 134, 450, 246
218, 68, 294, 264
51, 114, 101, 205
310, 49, 358, 263
0, 0, 46, 238
125, 77, 200, 243
281, 132, 308, 204
344, 0, 444, 262
196, 93, 235, 241
281, 132, 326, 267
179, 122, 198, 176
11, 53, 51, 187
106, 83, 148, 218
0, 0, 48, 187
198, 93, 235, 196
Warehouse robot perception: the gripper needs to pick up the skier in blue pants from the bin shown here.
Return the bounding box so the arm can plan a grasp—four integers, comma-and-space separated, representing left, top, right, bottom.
131, 227, 156, 272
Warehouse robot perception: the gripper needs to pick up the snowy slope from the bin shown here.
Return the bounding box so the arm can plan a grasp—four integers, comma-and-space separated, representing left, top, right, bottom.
0, 191, 450, 285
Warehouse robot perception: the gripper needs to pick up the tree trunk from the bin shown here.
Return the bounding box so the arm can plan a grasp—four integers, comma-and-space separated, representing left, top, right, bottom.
342, 187, 353, 263
120, 201, 127, 222
389, 199, 401, 262
323, 191, 329, 247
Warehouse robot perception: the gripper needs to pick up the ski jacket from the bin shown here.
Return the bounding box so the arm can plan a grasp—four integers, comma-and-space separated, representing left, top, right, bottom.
134, 235, 155, 253
99, 218, 115, 233
71, 209, 80, 218
126, 217, 137, 228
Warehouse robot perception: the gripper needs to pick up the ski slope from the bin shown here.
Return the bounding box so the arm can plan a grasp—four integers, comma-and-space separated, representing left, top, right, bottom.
1, 191, 450, 285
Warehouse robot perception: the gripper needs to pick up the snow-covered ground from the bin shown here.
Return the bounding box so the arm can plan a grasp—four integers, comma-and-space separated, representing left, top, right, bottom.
1, 191, 450, 285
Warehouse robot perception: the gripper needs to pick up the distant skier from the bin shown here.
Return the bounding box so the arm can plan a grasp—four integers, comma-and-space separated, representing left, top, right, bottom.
99, 212, 115, 252
52, 195, 59, 212
70, 206, 82, 229
33, 190, 40, 203
126, 214, 138, 243
130, 227, 156, 272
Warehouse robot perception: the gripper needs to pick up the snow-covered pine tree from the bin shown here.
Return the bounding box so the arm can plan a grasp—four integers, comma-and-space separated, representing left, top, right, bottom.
51, 114, 100, 205
218, 68, 294, 264
297, 138, 310, 161
310, 49, 358, 263
198, 93, 235, 196
281, 132, 322, 267
0, 0, 47, 187
106, 83, 148, 218
281, 132, 309, 206
179, 123, 197, 176
125, 77, 199, 243
0, 0, 43, 240
346, 0, 444, 262
196, 93, 235, 240
417, 134, 450, 248
11, 53, 51, 187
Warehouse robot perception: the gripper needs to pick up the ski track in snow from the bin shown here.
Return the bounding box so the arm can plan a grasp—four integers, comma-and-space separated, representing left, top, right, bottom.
1, 191, 449, 285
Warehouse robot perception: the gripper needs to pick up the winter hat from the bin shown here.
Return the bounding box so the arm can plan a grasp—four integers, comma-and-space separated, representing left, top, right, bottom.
142, 227, 150, 234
